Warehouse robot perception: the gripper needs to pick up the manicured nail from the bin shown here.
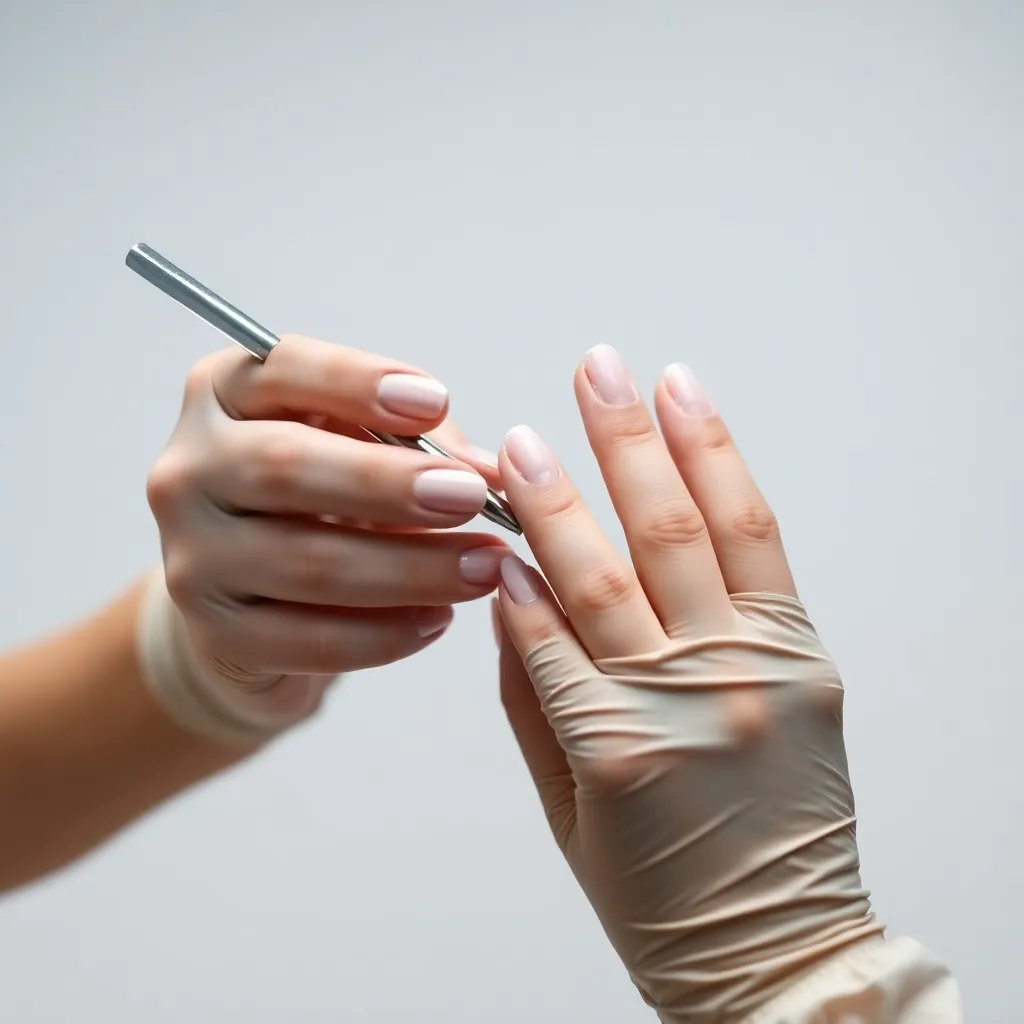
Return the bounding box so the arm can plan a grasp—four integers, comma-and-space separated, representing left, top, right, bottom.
584, 344, 638, 406
664, 364, 715, 417
459, 546, 504, 586
500, 555, 540, 605
416, 605, 454, 638
466, 445, 499, 469
413, 469, 487, 514
377, 373, 448, 418
503, 425, 561, 485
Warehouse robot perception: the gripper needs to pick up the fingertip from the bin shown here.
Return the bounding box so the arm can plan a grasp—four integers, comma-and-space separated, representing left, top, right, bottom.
415, 605, 454, 639
376, 371, 450, 426
499, 554, 543, 606
497, 556, 570, 656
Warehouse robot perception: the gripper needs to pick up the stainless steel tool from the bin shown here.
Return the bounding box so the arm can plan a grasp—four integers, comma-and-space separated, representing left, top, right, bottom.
126, 243, 520, 534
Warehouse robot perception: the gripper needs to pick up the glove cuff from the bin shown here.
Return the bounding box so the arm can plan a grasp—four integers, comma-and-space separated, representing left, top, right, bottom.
135, 568, 296, 748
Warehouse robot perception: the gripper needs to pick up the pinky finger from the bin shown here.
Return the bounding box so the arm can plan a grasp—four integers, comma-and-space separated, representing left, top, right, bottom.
195, 603, 455, 676
497, 555, 579, 666
498, 556, 651, 798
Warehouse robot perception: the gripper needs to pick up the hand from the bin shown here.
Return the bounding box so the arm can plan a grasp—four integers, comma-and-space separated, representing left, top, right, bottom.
146, 334, 508, 733
495, 347, 880, 1022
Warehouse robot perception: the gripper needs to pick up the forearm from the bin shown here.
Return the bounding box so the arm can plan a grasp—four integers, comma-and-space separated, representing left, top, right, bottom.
0, 578, 250, 893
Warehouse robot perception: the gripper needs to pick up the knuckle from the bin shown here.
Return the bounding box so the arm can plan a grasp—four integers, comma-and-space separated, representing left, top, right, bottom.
523, 617, 566, 651
693, 419, 735, 456
345, 451, 384, 501
309, 623, 346, 672
576, 751, 647, 796
729, 499, 781, 544
162, 551, 202, 607
606, 412, 660, 450
533, 485, 584, 522
146, 451, 197, 517
251, 434, 307, 494
288, 533, 344, 597
637, 500, 709, 551
182, 357, 216, 403
569, 563, 637, 616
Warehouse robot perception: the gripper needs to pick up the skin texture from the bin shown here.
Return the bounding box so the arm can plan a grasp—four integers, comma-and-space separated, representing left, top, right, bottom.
0, 581, 243, 893
0, 335, 506, 892
493, 347, 864, 1020
150, 334, 507, 702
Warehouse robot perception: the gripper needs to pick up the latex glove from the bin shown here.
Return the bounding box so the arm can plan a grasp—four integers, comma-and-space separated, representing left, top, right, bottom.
141, 334, 507, 746
494, 347, 961, 1022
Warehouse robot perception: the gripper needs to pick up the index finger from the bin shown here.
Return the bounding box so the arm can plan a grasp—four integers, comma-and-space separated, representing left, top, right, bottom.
212, 333, 450, 434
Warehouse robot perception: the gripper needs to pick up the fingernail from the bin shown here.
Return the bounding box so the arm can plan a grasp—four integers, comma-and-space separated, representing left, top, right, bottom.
377, 374, 448, 418
584, 344, 638, 406
503, 425, 561, 485
413, 469, 487, 514
459, 546, 504, 586
466, 445, 499, 469
664, 364, 715, 417
500, 555, 540, 605
417, 605, 454, 638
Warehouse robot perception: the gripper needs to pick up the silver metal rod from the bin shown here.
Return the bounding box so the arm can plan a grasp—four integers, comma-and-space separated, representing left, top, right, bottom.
126, 244, 279, 360
126, 243, 521, 535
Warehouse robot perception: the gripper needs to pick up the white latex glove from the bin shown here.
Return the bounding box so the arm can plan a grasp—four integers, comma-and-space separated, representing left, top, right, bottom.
140, 334, 507, 746
494, 346, 961, 1022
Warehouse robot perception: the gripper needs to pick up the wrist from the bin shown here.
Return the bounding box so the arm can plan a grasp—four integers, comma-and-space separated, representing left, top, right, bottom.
135, 568, 323, 748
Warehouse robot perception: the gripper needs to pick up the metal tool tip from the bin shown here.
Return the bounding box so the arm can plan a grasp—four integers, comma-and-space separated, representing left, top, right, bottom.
485, 496, 523, 535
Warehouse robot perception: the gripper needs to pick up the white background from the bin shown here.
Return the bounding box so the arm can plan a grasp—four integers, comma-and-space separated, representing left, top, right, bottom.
1, 2, 1021, 1019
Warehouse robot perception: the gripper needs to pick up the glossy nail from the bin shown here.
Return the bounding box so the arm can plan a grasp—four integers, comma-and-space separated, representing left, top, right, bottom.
378, 374, 448, 418
413, 469, 487, 514
503, 425, 561, 485
417, 605, 454, 638
500, 555, 540, 605
459, 547, 504, 586
664, 364, 715, 418
584, 344, 638, 406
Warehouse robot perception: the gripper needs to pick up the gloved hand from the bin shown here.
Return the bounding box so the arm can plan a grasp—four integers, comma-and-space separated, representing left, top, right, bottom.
494, 346, 960, 1022
140, 334, 507, 746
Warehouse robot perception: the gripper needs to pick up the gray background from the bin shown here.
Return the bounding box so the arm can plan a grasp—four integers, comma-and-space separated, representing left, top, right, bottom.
1, 1, 1020, 1020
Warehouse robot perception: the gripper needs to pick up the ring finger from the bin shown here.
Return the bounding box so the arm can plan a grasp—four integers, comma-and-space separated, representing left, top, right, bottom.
191, 517, 509, 607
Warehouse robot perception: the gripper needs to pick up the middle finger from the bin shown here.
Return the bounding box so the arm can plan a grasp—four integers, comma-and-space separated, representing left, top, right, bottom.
196, 417, 490, 528
499, 425, 665, 659
575, 345, 732, 636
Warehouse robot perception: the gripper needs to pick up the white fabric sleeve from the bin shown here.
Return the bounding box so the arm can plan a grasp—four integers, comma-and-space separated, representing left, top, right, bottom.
135, 568, 308, 748
736, 936, 963, 1024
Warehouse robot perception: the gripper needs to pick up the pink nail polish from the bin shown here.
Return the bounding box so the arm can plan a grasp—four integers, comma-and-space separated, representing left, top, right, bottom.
584, 344, 638, 406
503, 425, 561, 485
500, 555, 540, 605
417, 606, 454, 638
413, 469, 487, 514
664, 364, 715, 418
459, 547, 504, 585
377, 374, 448, 419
